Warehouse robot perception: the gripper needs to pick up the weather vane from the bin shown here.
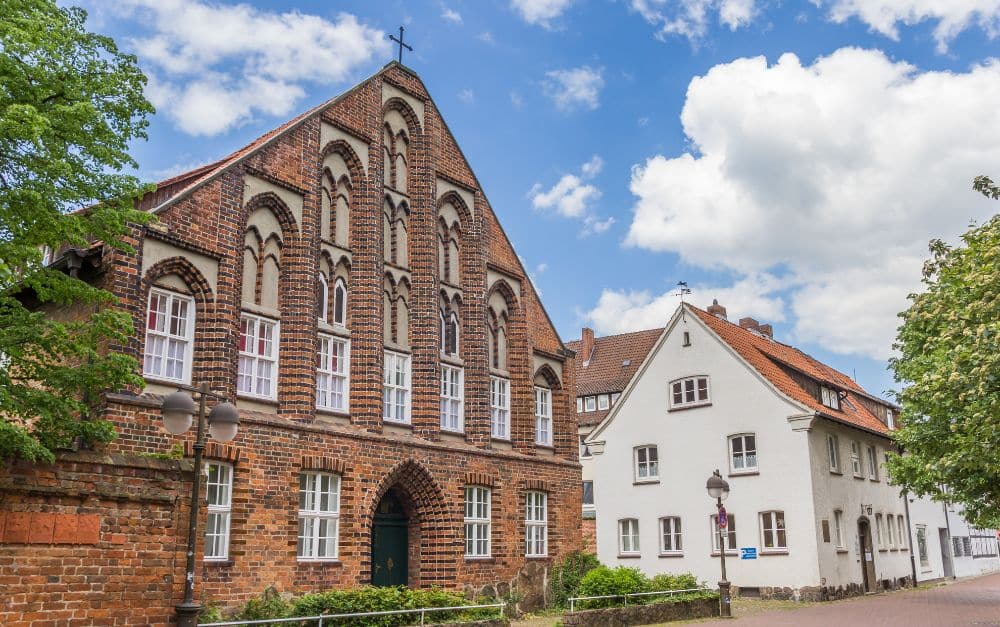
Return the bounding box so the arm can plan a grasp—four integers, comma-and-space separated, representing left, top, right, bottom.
389, 26, 413, 64
675, 281, 692, 302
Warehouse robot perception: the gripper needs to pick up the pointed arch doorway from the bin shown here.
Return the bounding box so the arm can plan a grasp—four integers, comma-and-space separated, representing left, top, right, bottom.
372, 490, 409, 587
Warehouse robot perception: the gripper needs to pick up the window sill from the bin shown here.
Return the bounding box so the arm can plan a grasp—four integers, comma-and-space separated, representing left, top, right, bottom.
829, 469, 843, 475
878, 549, 889, 553
237, 393, 278, 405
760, 549, 789, 555
297, 559, 342, 565
440, 279, 463, 291
318, 321, 350, 338
440, 353, 465, 367
441, 427, 465, 436
869, 478, 880, 483
384, 420, 413, 429
525, 555, 550, 560
241, 302, 280, 319
204, 559, 234, 567
534, 443, 555, 450
853, 474, 866, 480
143, 374, 190, 387
384, 343, 411, 355
633, 479, 660, 486
711, 551, 739, 557
384, 260, 411, 274
464, 556, 495, 563
728, 470, 759, 477
617, 553, 641, 559
836, 548, 850, 554
317, 408, 351, 418
658, 552, 684, 558
491, 436, 512, 443
668, 402, 712, 413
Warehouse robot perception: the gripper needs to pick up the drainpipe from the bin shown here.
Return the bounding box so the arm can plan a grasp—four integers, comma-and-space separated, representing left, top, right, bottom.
903, 490, 917, 587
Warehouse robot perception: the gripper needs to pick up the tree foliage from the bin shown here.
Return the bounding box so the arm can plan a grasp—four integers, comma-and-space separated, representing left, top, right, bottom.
888, 176, 1000, 527
0, 0, 153, 463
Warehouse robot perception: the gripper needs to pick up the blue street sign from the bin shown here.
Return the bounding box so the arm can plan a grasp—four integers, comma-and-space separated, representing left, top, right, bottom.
740, 547, 757, 560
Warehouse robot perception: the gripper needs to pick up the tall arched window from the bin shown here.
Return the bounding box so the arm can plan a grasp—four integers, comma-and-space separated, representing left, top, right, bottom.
317, 273, 329, 323
333, 278, 347, 326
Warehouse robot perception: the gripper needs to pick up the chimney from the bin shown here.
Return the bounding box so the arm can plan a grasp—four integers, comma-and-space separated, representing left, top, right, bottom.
757, 323, 773, 338
739, 317, 759, 331
581, 327, 595, 365
707, 299, 727, 320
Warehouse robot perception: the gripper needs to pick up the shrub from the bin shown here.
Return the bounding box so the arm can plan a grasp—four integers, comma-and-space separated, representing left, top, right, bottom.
649, 572, 699, 592
576, 566, 649, 609
234, 587, 292, 620
550, 551, 601, 608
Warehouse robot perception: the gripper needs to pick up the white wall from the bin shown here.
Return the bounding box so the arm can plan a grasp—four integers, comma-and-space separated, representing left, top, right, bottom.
588, 313, 821, 589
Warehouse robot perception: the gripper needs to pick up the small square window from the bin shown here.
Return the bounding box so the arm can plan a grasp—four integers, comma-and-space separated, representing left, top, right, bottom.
670, 376, 710, 409
619, 518, 640, 554
597, 395, 610, 410
576, 397, 583, 413
821, 386, 841, 410
585, 396, 596, 412
634, 445, 659, 482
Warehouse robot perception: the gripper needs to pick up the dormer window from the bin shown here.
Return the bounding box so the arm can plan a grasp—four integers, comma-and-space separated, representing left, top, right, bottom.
597, 394, 609, 411
820, 386, 841, 410
585, 396, 596, 412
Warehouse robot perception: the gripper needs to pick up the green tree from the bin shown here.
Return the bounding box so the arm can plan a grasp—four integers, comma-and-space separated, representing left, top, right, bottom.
888, 176, 1000, 528
0, 0, 153, 463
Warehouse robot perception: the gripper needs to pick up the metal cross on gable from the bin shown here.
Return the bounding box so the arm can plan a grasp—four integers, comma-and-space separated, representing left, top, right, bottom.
389, 26, 413, 64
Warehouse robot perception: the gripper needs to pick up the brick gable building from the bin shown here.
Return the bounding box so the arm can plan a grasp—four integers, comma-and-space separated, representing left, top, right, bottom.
1, 62, 580, 624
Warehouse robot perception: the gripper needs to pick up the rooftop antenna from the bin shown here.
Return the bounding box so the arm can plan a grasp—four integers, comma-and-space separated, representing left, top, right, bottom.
389, 26, 413, 65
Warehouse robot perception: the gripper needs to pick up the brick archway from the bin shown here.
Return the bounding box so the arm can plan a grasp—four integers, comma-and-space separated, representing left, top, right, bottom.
365, 460, 452, 588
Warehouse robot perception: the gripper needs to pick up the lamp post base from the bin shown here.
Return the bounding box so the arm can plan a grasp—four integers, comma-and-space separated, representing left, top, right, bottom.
175, 601, 202, 627
718, 579, 733, 618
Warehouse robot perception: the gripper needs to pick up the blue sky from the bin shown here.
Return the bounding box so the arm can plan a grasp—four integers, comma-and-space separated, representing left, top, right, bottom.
81, 0, 1000, 400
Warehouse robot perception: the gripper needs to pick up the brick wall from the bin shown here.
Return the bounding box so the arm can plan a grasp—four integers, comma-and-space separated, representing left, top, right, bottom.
1, 63, 581, 623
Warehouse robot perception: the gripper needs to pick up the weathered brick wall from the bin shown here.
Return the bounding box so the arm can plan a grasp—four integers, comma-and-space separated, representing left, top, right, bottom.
0, 452, 192, 626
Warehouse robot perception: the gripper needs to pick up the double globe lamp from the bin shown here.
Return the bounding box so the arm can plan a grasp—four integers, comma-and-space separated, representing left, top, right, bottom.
706, 470, 732, 618
159, 386, 240, 627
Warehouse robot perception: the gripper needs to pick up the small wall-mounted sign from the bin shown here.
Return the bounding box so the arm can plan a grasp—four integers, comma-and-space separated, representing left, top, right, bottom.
740, 547, 757, 560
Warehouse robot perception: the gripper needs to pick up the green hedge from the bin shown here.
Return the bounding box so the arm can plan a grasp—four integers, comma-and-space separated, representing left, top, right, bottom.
219, 586, 495, 626
549, 551, 601, 608
574, 567, 705, 610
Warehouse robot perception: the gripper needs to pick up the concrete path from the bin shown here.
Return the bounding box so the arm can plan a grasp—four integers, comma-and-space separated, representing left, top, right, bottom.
692, 573, 1000, 626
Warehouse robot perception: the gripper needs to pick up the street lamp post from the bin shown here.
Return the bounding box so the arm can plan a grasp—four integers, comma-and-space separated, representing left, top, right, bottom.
160, 382, 240, 627
706, 469, 732, 618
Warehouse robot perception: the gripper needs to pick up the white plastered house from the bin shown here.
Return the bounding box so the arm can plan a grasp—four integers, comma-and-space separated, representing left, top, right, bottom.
579, 301, 999, 600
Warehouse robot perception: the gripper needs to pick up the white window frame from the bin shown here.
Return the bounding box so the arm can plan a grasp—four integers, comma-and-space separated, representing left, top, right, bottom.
659, 516, 682, 555
898, 516, 908, 550
383, 350, 411, 424
316, 335, 349, 413
440, 364, 464, 432
534, 386, 552, 446
143, 288, 195, 384
834, 509, 845, 549
634, 445, 659, 482
525, 491, 548, 557
827, 434, 841, 472
205, 462, 232, 561
582, 480, 594, 510
867, 445, 879, 480
297, 472, 340, 561
318, 273, 329, 323
886, 513, 895, 549
490, 376, 510, 440
886, 409, 895, 429
611, 392, 621, 405
464, 486, 491, 558
238, 313, 279, 400
875, 513, 885, 549
729, 433, 758, 474
619, 518, 640, 555
821, 386, 841, 410
576, 397, 583, 413
584, 396, 596, 412
917, 525, 929, 566
669, 375, 710, 409
850, 441, 863, 477
711, 514, 737, 554
597, 394, 610, 410
760, 510, 787, 552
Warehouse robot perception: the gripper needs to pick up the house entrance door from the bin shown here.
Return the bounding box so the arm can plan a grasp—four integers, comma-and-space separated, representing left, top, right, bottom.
858, 518, 876, 592
372, 492, 408, 587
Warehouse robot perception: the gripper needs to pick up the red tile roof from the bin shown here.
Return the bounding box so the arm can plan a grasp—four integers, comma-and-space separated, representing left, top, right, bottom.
688, 304, 892, 436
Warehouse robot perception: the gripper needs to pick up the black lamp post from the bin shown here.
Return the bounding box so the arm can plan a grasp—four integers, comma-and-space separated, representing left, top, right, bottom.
160, 383, 240, 627
706, 469, 732, 618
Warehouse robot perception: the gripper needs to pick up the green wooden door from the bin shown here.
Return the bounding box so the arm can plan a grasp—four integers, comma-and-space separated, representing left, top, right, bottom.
371, 492, 408, 587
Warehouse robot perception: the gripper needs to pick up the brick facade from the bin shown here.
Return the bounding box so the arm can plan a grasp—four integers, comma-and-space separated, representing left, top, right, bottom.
0, 63, 580, 625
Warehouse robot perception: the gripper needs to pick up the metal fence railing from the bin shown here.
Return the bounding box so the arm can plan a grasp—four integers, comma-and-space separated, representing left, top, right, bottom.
198, 602, 506, 626
568, 587, 711, 612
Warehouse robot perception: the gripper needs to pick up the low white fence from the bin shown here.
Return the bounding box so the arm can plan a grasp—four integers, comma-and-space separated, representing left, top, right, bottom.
567, 587, 712, 612
199, 601, 505, 626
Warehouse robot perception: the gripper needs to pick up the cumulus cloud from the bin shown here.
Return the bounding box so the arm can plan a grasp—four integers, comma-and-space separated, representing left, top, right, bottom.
630, 0, 757, 40
620, 48, 1000, 360
582, 274, 787, 335
512, 0, 574, 27
542, 66, 604, 111
529, 156, 615, 236
109, 0, 387, 135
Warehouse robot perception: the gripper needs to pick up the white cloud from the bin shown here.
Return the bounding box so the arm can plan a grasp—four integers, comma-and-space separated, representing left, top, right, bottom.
630, 0, 758, 41
530, 157, 616, 236
622, 48, 1000, 359
510, 91, 525, 109
478, 31, 496, 44
822, 0, 1000, 52
581, 155, 604, 178
111, 0, 388, 135
458, 88, 476, 104
512, 0, 574, 27
536, 262, 549, 274
629, 0, 1000, 50
582, 274, 787, 335
542, 66, 604, 111
441, 6, 463, 24
529, 175, 599, 219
